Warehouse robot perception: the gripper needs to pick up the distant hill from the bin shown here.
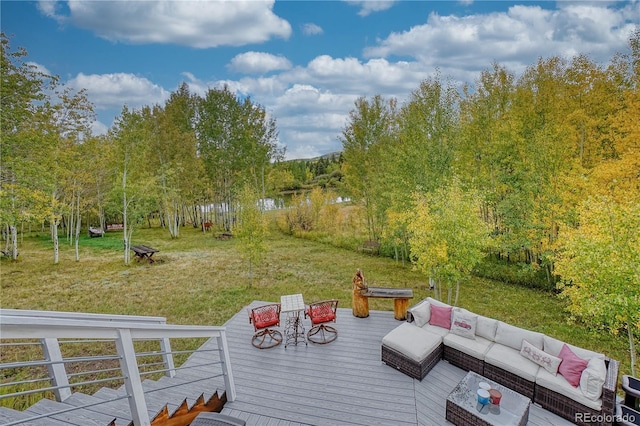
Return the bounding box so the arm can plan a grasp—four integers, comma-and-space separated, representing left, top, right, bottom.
287, 151, 342, 162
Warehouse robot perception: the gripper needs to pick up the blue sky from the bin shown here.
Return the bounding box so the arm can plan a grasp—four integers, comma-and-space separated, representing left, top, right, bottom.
2, 1, 638, 159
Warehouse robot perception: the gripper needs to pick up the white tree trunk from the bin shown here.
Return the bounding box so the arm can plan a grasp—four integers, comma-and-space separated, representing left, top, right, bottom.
51, 191, 60, 264
97, 186, 106, 231
52, 221, 59, 264
454, 281, 460, 306
74, 194, 81, 262
629, 322, 637, 377
10, 225, 18, 260
122, 166, 130, 265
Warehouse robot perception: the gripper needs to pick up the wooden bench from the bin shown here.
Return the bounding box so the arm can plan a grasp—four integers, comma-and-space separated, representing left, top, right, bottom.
107, 224, 124, 232
88, 227, 104, 238
359, 240, 380, 255
358, 287, 414, 320
130, 245, 159, 263
216, 232, 233, 240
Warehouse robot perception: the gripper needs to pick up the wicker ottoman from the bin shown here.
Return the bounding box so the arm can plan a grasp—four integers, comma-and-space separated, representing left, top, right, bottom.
381, 322, 443, 380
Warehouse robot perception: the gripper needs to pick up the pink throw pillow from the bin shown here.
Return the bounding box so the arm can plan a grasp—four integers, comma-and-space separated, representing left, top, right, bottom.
558, 344, 589, 387
429, 305, 453, 329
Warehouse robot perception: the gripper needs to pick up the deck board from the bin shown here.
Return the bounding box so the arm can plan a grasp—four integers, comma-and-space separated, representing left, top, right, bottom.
180, 301, 576, 426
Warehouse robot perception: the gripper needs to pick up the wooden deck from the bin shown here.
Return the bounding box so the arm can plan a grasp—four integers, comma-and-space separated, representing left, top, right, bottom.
185, 301, 576, 426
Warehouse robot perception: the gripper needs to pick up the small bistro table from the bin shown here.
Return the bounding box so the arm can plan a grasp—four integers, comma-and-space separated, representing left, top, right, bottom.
280, 294, 307, 348
446, 371, 531, 426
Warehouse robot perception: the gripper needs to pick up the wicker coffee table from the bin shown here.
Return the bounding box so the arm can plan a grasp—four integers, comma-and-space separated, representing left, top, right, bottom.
446, 371, 530, 426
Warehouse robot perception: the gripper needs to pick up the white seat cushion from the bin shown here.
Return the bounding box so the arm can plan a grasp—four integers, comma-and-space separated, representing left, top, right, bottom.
485, 343, 540, 382
382, 322, 442, 362
536, 368, 603, 411
444, 333, 493, 360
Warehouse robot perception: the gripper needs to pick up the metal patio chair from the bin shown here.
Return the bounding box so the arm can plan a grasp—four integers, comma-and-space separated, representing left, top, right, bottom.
305, 299, 338, 344
248, 303, 282, 349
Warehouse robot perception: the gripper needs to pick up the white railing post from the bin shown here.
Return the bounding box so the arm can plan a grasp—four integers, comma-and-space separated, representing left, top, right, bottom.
216, 331, 236, 402
41, 338, 72, 402
115, 329, 150, 426
159, 337, 176, 378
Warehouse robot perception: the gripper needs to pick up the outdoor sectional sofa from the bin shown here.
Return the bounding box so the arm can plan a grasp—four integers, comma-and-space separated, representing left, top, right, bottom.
381, 297, 620, 426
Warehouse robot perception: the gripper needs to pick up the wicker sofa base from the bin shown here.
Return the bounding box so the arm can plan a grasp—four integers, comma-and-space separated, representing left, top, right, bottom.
382, 342, 443, 380
534, 385, 610, 426
533, 358, 619, 426
443, 345, 484, 375
483, 362, 535, 399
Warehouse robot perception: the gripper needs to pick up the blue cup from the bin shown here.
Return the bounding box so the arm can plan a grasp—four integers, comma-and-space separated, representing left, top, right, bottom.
477, 389, 490, 405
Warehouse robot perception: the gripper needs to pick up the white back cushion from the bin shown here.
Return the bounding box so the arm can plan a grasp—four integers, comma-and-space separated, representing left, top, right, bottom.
411, 302, 430, 327
495, 322, 544, 350
580, 357, 607, 400
543, 336, 604, 360
476, 315, 499, 341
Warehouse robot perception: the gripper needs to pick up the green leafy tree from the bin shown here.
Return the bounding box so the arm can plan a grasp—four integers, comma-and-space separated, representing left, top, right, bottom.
234, 185, 268, 288
144, 84, 199, 238
382, 76, 459, 259
1, 34, 56, 259
48, 87, 95, 263
196, 86, 281, 231
1, 34, 95, 263
388, 76, 458, 205
555, 197, 639, 375
109, 107, 154, 264
406, 178, 491, 305
457, 63, 515, 236
340, 95, 396, 241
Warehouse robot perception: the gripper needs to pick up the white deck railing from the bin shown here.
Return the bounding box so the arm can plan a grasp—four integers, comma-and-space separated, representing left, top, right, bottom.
0, 309, 236, 426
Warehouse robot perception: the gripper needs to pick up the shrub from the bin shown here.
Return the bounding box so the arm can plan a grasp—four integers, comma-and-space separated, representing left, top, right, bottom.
473, 257, 555, 291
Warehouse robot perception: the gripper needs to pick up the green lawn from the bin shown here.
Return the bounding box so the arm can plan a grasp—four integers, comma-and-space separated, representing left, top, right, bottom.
0, 222, 632, 379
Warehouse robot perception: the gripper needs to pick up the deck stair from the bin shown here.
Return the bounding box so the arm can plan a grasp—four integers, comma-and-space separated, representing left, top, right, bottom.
0, 379, 226, 426
0, 309, 235, 426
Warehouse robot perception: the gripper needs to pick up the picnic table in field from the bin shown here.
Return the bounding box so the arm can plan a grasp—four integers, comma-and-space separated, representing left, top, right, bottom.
130, 245, 159, 263
88, 226, 104, 238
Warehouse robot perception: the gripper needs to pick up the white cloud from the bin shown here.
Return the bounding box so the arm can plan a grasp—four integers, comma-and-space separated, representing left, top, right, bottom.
36, 1, 60, 19
363, 4, 637, 78
91, 120, 108, 136
272, 84, 358, 119
300, 55, 430, 95
40, 0, 291, 48
26, 62, 52, 76
68, 73, 170, 110
345, 0, 397, 17
228, 52, 292, 74
302, 23, 324, 36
